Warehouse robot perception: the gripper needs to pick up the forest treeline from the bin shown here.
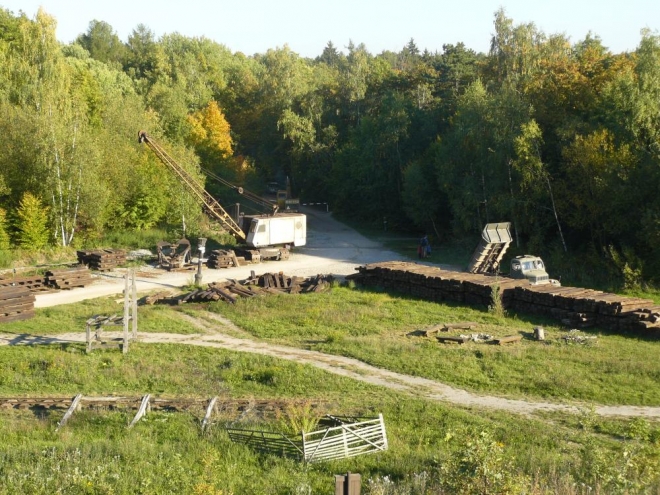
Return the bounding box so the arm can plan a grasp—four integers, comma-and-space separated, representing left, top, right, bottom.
0, 7, 659, 285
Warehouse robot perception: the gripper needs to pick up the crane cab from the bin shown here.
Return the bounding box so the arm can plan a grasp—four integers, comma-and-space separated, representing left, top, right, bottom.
243, 213, 306, 248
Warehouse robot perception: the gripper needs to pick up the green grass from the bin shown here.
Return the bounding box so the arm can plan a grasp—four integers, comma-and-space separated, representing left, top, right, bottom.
0, 246, 79, 271
207, 286, 660, 406
0, 297, 200, 336
0, 344, 367, 397
1, 282, 660, 492
87, 227, 171, 251
1, 343, 659, 494
338, 218, 474, 268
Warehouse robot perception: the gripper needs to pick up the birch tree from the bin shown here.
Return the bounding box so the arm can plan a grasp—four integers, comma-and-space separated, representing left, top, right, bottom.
7, 9, 87, 246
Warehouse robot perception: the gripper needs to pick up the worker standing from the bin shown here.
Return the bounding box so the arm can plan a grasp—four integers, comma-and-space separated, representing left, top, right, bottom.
419, 235, 429, 259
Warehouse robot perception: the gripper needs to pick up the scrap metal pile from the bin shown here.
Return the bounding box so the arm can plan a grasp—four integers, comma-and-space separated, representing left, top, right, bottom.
351, 261, 660, 337
156, 239, 193, 271
146, 272, 333, 305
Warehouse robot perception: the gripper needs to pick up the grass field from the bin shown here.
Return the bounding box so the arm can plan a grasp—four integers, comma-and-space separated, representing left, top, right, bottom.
1, 284, 660, 493
1, 296, 200, 336
204, 286, 660, 407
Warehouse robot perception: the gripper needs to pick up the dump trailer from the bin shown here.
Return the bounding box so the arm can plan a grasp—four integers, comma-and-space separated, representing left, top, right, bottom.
467, 222, 559, 286
467, 222, 512, 274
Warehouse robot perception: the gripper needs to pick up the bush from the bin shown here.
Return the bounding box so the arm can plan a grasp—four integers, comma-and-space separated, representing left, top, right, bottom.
488, 282, 507, 319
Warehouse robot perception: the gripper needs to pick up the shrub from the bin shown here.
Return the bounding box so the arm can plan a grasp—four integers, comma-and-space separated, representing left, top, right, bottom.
439, 429, 529, 494
488, 282, 507, 319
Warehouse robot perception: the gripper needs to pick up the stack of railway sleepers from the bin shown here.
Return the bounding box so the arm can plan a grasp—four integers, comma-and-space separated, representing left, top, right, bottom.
349, 261, 528, 306
0, 274, 49, 292
77, 249, 127, 271
155, 273, 332, 305
351, 261, 660, 337
0, 286, 35, 323
206, 250, 240, 269
45, 265, 94, 289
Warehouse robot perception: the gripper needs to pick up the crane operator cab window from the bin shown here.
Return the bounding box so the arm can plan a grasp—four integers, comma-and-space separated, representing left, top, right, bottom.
250, 220, 266, 234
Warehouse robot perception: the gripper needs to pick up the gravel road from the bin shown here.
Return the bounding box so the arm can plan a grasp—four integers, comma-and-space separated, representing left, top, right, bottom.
35, 206, 407, 308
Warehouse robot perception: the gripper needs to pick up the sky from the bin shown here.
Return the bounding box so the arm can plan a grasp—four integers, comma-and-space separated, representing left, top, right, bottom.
2, 0, 659, 57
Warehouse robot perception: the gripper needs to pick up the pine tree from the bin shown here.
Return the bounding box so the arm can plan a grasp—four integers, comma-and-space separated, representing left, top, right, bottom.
16, 192, 50, 250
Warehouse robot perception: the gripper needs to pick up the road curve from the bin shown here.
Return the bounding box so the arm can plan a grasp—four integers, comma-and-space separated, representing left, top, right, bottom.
2, 313, 660, 419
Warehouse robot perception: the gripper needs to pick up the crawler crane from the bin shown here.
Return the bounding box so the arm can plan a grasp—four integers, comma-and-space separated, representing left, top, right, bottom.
138, 131, 306, 261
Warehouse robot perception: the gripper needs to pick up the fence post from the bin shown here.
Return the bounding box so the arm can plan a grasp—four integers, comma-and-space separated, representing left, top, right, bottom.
123, 272, 129, 354
334, 473, 361, 495
131, 269, 137, 338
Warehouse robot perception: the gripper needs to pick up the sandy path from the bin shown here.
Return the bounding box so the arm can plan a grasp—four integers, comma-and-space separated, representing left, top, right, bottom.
3, 312, 660, 419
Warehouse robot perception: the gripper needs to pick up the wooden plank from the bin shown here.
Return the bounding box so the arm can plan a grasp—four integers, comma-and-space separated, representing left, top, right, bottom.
0, 301, 37, 314
211, 287, 237, 304
0, 310, 35, 323
493, 334, 523, 345
128, 394, 151, 428
0, 286, 34, 300
443, 322, 479, 330
201, 396, 218, 431
56, 394, 83, 431
437, 336, 469, 344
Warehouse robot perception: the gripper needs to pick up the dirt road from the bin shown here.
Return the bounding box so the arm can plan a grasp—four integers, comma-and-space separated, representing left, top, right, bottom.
10, 208, 659, 419
3, 311, 660, 419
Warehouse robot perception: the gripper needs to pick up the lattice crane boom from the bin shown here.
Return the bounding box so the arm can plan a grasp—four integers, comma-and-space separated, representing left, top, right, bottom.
138, 131, 246, 241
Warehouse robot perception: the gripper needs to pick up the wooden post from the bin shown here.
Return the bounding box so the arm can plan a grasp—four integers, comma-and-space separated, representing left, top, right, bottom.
123, 272, 129, 354
56, 394, 83, 431
335, 475, 345, 495
335, 473, 361, 495
201, 396, 218, 431
131, 269, 137, 339
128, 394, 151, 428
85, 320, 92, 353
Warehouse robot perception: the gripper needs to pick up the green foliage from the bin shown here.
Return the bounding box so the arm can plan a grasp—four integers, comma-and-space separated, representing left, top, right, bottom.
576, 415, 660, 493
275, 401, 319, 435
15, 192, 50, 249
0, 208, 10, 250
439, 429, 529, 494
1, 6, 660, 282
606, 245, 645, 290
488, 282, 507, 319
